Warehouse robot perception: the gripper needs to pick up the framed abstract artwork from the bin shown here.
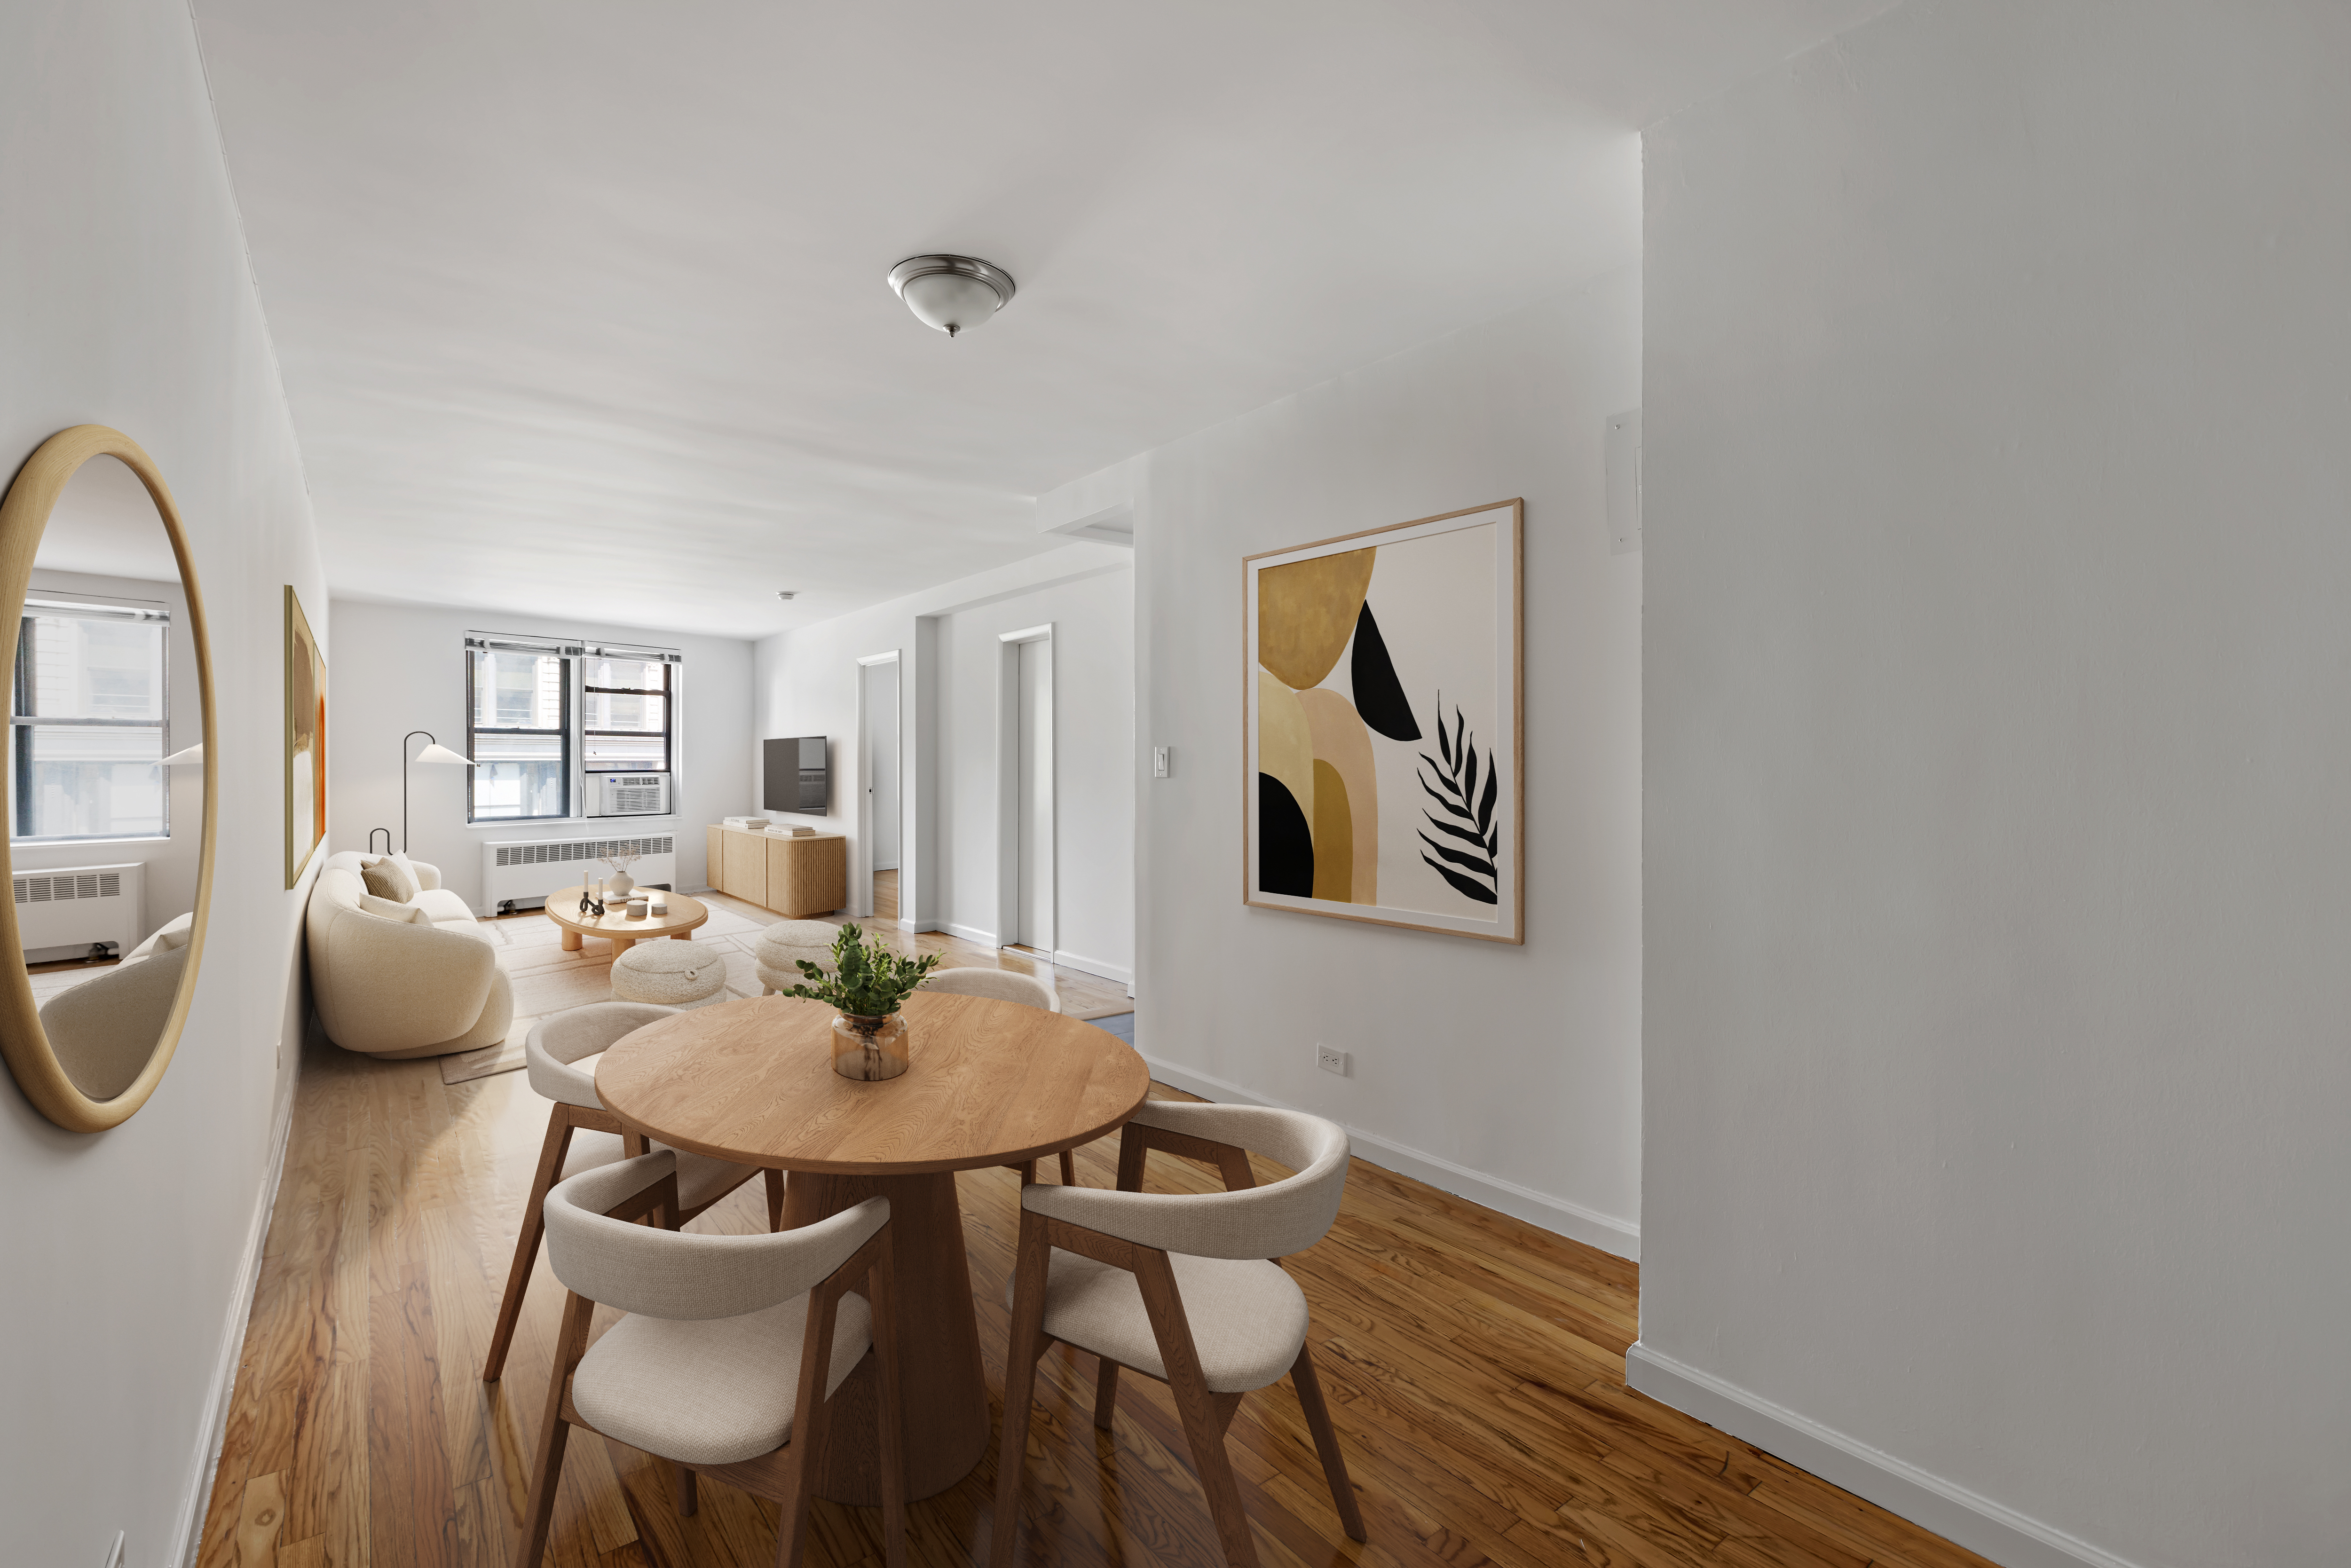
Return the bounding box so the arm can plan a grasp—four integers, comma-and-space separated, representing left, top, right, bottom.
284, 584, 325, 887
1244, 500, 1523, 943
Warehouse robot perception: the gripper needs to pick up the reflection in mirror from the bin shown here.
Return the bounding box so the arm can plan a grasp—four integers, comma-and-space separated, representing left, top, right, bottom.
10, 449, 208, 1108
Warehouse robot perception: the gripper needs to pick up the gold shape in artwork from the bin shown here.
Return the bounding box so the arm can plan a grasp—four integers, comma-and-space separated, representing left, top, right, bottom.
1297, 688, 1378, 905
1256, 667, 1315, 827
1257, 547, 1375, 691
1310, 760, 1353, 903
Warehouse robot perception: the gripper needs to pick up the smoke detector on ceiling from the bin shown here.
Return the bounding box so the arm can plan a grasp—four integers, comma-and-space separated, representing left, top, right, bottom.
775, 591, 798, 601
888, 254, 1016, 338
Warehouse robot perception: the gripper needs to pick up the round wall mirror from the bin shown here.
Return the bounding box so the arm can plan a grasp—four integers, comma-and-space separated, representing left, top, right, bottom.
0, 426, 217, 1132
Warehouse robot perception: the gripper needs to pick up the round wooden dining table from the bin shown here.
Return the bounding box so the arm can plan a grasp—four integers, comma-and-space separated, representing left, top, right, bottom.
594, 989, 1150, 1504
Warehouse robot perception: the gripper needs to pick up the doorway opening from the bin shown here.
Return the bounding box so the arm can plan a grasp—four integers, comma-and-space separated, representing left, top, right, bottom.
995, 624, 1053, 953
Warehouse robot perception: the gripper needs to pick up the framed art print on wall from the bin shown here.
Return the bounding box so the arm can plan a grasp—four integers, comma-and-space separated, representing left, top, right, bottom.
284, 583, 325, 887
1244, 499, 1523, 943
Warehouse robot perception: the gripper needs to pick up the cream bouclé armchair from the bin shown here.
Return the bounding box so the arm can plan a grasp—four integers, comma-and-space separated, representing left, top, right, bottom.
306, 850, 513, 1058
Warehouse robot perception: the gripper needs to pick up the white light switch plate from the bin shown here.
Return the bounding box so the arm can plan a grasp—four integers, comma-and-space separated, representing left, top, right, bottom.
1152, 746, 1172, 778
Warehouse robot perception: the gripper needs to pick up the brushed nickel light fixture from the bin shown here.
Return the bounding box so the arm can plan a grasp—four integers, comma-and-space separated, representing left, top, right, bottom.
888, 254, 1016, 337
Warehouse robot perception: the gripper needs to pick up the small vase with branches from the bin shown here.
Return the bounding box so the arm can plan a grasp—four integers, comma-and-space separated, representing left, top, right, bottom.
777, 923, 941, 1081
599, 844, 642, 896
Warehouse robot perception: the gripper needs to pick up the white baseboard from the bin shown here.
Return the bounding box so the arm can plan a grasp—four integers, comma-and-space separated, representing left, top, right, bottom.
174, 1051, 302, 1567
1138, 1051, 1639, 1261
942, 921, 997, 946
1625, 1343, 2141, 1568
1049, 948, 1132, 987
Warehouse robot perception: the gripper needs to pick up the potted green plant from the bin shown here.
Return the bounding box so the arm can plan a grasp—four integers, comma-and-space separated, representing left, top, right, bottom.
776, 923, 941, 1081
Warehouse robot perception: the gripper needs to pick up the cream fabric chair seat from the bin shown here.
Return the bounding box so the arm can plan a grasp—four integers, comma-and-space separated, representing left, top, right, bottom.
523, 1150, 908, 1567
994, 1098, 1365, 1567
555, 1127, 758, 1209
756, 918, 841, 994
573, 1287, 874, 1466
1011, 1249, 1307, 1393
611, 942, 728, 1008
484, 1003, 770, 1385
922, 966, 1059, 1012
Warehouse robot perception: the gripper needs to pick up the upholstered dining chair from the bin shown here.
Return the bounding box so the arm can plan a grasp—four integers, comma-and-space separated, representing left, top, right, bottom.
991, 1099, 1365, 1568
521, 1151, 907, 1568
921, 966, 1078, 1186
481, 1002, 780, 1382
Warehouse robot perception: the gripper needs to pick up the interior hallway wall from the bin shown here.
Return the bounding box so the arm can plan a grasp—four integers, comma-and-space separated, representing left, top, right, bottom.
1126, 267, 1643, 1254
1640, 5, 2351, 1565
327, 599, 753, 909
0, 1, 328, 1560
750, 549, 1134, 982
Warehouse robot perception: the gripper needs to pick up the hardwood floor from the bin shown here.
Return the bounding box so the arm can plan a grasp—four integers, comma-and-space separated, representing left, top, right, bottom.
196, 1032, 1991, 1568
873, 868, 898, 924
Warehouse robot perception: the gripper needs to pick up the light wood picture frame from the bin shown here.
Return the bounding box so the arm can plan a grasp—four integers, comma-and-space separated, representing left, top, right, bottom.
0, 426, 220, 1132
1243, 499, 1523, 943
284, 583, 324, 887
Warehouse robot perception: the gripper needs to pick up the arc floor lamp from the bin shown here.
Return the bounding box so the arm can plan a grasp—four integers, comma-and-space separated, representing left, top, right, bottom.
369, 730, 477, 854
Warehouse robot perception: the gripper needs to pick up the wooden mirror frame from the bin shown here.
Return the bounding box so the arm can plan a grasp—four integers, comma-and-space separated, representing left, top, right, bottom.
0, 426, 219, 1132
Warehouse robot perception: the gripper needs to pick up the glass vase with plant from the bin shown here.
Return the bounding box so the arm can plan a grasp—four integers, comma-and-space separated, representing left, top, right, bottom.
777, 924, 940, 1081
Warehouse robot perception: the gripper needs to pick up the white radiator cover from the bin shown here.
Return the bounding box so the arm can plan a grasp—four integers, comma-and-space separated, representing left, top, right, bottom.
13, 861, 144, 954
479, 835, 677, 914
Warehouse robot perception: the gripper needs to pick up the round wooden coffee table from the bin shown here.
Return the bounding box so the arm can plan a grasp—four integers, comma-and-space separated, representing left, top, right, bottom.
544, 885, 708, 954
595, 991, 1150, 1504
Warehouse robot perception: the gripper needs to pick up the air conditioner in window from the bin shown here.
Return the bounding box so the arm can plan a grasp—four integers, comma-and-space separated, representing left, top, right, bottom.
585, 773, 671, 818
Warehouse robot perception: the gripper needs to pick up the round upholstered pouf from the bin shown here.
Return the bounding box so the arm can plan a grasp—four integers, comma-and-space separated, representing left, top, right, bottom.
610, 942, 728, 1009
756, 918, 842, 995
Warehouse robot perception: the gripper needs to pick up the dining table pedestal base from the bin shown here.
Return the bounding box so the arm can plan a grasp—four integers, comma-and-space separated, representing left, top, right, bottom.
783, 1168, 991, 1504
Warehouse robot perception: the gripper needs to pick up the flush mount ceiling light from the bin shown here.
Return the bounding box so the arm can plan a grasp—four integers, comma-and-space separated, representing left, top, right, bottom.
775, 590, 798, 601
888, 254, 1016, 338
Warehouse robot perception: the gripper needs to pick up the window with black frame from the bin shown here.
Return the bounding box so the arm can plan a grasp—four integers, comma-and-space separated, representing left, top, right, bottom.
467, 642, 570, 821
582, 653, 673, 777
9, 596, 171, 842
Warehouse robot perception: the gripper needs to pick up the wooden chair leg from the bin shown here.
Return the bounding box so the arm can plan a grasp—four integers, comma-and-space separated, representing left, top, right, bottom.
1093, 1358, 1120, 1431
484, 1108, 570, 1381
517, 1292, 593, 1566
673, 1461, 698, 1518
990, 1213, 1055, 1567
869, 1240, 908, 1568
1136, 1251, 1260, 1568
1018, 1158, 1037, 1185
1058, 1149, 1078, 1186
778, 1252, 844, 1568
1291, 1344, 1365, 1542
765, 1166, 786, 1232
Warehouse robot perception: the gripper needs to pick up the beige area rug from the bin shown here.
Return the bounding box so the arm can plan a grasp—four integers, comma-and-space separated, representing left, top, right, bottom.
439, 902, 772, 1086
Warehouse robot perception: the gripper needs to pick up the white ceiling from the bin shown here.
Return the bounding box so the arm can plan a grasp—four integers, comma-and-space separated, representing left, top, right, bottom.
193, 0, 1886, 639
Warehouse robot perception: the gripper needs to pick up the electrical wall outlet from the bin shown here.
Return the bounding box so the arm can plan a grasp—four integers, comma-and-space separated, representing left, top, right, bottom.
1316, 1044, 1349, 1077
1152, 745, 1172, 778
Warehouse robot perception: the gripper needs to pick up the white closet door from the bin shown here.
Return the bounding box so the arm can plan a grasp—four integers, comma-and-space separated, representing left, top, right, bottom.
1015, 636, 1053, 950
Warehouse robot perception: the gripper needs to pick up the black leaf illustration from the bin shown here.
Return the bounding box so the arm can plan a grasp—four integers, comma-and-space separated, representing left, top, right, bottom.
1421, 855, 1500, 904
1420, 811, 1487, 850
1415, 697, 1502, 906
1418, 831, 1497, 881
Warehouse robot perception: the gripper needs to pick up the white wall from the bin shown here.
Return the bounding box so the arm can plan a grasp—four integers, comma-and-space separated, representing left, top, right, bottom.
326, 599, 752, 908
0, 1, 326, 1560
15, 567, 204, 957
1128, 269, 1643, 1254
751, 548, 1135, 980
1639, 6, 2351, 1567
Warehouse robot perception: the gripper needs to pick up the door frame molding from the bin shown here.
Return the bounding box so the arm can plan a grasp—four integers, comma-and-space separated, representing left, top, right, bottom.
852, 649, 900, 922
995, 624, 1054, 952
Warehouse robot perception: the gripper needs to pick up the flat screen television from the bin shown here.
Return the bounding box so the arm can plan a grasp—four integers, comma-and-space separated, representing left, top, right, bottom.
763, 736, 829, 812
